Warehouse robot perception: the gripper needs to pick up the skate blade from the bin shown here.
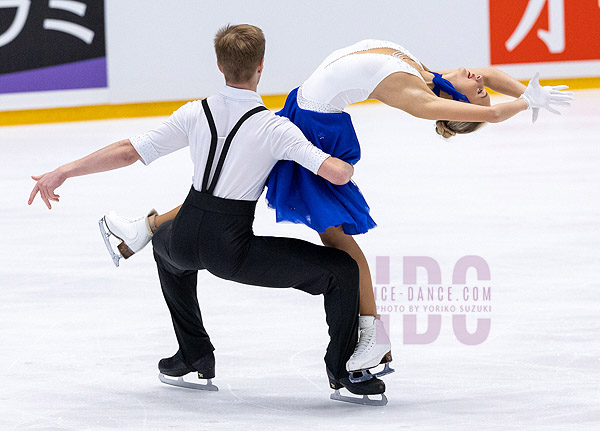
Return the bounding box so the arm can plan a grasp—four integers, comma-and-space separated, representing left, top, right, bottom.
372, 363, 395, 379
158, 373, 219, 391
330, 389, 388, 407
349, 363, 396, 383
348, 351, 395, 383
348, 370, 373, 383
98, 217, 121, 267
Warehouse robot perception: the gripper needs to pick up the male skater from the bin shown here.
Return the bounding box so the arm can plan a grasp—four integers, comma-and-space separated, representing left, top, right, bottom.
29, 24, 386, 403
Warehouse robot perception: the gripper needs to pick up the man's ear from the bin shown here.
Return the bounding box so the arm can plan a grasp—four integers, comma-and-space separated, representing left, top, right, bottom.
257, 57, 264, 74
217, 61, 223, 73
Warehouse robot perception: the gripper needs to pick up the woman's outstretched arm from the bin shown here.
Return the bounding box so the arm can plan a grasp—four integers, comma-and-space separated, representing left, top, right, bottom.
405, 89, 528, 123
372, 72, 571, 124
371, 73, 528, 123
468, 67, 527, 97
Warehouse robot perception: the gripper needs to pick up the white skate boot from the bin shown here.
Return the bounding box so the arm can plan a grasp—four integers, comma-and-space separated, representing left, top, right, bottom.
346, 315, 394, 383
99, 209, 157, 267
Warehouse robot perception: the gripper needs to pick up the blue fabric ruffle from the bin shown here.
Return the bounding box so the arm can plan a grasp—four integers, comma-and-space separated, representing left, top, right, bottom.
265, 88, 376, 235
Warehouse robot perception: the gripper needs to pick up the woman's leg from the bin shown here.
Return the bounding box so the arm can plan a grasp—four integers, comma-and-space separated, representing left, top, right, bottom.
102, 205, 183, 262
153, 205, 182, 231
319, 225, 376, 316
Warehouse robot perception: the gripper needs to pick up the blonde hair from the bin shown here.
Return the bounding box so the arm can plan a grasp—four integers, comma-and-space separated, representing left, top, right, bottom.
214, 24, 265, 84
435, 120, 486, 139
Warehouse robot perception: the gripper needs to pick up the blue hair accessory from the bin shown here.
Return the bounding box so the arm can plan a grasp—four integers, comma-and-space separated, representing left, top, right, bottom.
430, 71, 470, 103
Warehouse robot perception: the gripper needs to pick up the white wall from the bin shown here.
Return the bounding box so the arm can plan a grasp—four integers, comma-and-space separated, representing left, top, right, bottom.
1, 0, 598, 111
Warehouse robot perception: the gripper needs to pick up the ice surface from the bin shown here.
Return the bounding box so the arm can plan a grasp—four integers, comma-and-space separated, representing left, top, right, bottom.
1, 91, 599, 430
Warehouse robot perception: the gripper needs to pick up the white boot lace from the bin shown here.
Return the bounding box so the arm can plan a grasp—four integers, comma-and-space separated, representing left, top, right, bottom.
351, 324, 376, 358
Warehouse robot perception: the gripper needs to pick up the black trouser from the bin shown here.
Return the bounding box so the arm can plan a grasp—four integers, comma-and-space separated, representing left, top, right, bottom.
152, 187, 360, 380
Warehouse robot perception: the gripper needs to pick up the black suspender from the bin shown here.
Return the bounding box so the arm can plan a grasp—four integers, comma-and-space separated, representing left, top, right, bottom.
201, 98, 267, 195
201, 98, 219, 193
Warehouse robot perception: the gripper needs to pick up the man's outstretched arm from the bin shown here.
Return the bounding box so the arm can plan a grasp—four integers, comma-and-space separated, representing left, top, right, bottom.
28, 139, 141, 209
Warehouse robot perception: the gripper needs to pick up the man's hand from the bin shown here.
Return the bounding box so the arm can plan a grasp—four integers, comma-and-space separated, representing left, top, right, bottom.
28, 168, 66, 209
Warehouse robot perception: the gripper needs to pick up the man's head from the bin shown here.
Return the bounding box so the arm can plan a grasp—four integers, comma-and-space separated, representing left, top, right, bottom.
214, 24, 265, 86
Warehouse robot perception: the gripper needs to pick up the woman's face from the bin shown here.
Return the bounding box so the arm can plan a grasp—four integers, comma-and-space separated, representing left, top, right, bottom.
444, 68, 491, 106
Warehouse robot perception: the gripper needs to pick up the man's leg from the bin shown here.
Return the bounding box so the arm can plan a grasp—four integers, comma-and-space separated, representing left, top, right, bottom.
152, 220, 214, 366
217, 235, 360, 380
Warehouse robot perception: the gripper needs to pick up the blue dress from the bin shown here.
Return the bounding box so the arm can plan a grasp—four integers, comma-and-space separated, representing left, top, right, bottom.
265, 88, 376, 235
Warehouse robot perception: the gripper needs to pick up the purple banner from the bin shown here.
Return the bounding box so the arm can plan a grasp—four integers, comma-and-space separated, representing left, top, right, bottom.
0, 57, 107, 94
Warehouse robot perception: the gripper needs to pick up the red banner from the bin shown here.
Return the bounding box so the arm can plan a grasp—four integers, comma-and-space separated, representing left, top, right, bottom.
489, 0, 600, 64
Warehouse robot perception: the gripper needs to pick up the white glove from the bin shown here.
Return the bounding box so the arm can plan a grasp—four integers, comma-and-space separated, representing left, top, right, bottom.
520, 72, 573, 123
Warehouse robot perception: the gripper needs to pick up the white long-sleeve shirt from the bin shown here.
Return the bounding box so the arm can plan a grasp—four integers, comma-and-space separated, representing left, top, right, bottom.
130, 86, 330, 201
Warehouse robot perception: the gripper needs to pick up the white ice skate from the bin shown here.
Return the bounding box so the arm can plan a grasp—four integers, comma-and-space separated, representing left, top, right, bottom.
98, 209, 157, 267
346, 315, 395, 383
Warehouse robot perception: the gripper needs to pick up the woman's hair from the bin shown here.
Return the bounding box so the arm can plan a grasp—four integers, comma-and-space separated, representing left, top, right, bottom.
214, 24, 265, 84
435, 120, 486, 139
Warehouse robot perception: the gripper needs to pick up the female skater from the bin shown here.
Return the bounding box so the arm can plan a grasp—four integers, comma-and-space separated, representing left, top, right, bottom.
100, 39, 572, 379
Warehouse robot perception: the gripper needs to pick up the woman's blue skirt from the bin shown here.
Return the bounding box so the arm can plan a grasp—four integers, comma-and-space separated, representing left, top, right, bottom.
265, 88, 376, 235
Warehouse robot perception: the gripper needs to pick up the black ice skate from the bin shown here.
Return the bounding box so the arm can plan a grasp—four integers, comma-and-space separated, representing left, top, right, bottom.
158, 351, 218, 391
327, 368, 387, 406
